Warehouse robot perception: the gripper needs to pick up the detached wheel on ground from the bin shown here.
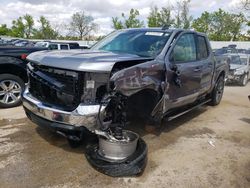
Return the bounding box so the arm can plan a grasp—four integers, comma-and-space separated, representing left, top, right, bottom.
210, 75, 225, 106
240, 74, 248, 86
85, 138, 147, 177
0, 74, 24, 108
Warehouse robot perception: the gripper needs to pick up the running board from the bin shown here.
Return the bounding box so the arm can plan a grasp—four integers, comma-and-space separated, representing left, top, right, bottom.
166, 99, 211, 121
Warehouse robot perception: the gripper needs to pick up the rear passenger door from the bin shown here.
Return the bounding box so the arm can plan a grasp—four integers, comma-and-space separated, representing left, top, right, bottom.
197, 35, 213, 94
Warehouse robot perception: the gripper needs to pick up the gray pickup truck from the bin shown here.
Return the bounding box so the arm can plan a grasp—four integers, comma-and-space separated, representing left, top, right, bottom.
22, 28, 228, 176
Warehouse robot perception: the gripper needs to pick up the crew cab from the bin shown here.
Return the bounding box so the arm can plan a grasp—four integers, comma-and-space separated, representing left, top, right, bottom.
0, 46, 47, 108
22, 28, 228, 145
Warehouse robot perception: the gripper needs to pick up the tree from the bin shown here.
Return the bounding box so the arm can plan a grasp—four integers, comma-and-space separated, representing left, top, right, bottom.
69, 11, 97, 40
0, 24, 11, 36
175, 0, 193, 29
240, 0, 250, 10
192, 9, 247, 41
11, 17, 25, 38
112, 9, 144, 29
192, 11, 211, 33
112, 17, 124, 29
33, 16, 58, 39
23, 14, 34, 38
228, 13, 246, 41
147, 6, 175, 27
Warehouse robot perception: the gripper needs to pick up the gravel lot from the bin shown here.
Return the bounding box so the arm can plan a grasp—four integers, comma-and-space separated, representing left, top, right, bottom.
0, 84, 250, 188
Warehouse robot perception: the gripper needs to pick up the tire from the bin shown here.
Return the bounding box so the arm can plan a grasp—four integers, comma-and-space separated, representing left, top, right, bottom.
0, 74, 25, 108
240, 74, 248, 86
85, 138, 147, 177
67, 138, 82, 148
209, 75, 225, 106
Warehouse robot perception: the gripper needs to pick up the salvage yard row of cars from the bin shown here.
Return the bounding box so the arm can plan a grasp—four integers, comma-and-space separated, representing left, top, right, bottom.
0, 28, 250, 176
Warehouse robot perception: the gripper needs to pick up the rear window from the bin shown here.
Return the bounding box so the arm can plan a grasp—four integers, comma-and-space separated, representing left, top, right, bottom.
197, 36, 209, 59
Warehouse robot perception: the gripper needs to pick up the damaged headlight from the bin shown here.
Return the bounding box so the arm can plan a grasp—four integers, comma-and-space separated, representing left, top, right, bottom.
82, 72, 109, 103
234, 69, 244, 75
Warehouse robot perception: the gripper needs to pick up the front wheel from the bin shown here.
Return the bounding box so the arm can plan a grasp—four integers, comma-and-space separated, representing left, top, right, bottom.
240, 74, 248, 86
0, 74, 25, 108
209, 76, 225, 106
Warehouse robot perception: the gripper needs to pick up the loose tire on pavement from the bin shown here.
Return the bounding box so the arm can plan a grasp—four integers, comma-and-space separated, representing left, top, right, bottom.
85, 138, 147, 177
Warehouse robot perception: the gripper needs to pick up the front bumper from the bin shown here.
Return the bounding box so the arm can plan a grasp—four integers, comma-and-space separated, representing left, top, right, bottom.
22, 88, 105, 131
226, 74, 242, 83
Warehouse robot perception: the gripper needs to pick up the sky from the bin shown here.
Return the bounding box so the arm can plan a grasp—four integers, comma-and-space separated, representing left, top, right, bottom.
0, 0, 245, 36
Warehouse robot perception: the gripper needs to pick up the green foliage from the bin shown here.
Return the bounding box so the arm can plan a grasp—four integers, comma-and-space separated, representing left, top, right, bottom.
147, 6, 175, 27
33, 16, 58, 39
112, 9, 144, 29
0, 24, 11, 36
23, 14, 34, 38
192, 11, 211, 33
11, 17, 25, 38
192, 9, 247, 41
112, 17, 124, 29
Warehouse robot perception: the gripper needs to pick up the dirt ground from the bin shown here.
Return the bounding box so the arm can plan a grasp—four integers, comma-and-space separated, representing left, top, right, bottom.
0, 84, 249, 188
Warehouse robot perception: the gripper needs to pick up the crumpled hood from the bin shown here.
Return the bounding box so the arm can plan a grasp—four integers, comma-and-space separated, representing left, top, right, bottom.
230, 64, 246, 70
27, 49, 149, 73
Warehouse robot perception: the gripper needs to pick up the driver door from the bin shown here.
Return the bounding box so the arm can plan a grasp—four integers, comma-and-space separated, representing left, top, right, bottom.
165, 33, 202, 109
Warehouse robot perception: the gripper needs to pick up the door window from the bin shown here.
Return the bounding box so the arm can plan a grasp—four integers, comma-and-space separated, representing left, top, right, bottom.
171, 33, 196, 63
60, 45, 69, 50
197, 36, 209, 60
48, 44, 58, 50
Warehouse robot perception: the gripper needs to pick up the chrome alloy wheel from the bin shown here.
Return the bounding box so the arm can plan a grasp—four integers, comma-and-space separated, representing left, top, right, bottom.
242, 74, 248, 86
0, 80, 22, 105
215, 78, 224, 103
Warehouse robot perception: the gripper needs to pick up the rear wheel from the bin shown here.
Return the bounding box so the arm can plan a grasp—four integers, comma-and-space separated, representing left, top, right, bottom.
240, 74, 248, 86
0, 74, 24, 108
209, 75, 225, 106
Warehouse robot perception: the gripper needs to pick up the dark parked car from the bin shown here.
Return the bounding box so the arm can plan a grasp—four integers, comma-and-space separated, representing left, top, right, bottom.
0, 46, 47, 108
23, 28, 228, 176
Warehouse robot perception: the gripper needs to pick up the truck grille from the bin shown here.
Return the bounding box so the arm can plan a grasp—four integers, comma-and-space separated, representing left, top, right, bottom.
229, 69, 235, 75
28, 63, 83, 111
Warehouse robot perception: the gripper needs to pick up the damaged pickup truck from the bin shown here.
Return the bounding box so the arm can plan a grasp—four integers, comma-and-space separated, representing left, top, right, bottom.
22, 28, 228, 176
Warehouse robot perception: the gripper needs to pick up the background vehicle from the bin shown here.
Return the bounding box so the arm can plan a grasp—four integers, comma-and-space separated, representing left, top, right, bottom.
226, 53, 250, 86
35, 41, 81, 50
0, 46, 47, 108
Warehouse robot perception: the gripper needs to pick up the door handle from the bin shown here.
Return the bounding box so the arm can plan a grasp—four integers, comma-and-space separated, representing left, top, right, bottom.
194, 67, 201, 72
208, 62, 213, 67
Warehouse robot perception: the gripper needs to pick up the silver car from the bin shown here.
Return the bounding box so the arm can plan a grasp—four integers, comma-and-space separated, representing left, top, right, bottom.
227, 53, 250, 86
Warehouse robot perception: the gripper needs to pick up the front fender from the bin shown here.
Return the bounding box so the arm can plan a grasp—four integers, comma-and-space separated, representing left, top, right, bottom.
110, 60, 165, 96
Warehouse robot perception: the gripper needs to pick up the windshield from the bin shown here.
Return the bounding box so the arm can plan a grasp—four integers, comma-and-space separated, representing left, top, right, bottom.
230, 56, 243, 65
240, 57, 248, 65
35, 42, 48, 47
92, 30, 171, 57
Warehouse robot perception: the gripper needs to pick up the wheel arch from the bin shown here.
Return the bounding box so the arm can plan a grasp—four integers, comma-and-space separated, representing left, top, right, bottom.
0, 63, 27, 83
126, 88, 160, 119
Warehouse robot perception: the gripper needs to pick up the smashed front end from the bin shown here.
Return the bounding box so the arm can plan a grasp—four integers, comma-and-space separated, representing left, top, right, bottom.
23, 62, 110, 132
